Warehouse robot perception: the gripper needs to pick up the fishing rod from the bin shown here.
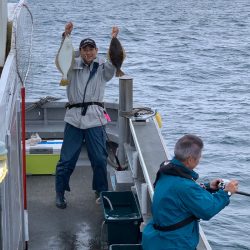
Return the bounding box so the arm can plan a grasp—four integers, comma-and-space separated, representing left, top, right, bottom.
235, 191, 250, 197
99, 107, 160, 170
218, 179, 250, 197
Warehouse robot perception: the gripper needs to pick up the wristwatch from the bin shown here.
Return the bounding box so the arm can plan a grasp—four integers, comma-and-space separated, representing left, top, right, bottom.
225, 191, 232, 196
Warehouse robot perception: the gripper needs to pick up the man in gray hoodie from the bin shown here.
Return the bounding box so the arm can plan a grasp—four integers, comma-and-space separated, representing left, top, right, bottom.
55, 22, 118, 209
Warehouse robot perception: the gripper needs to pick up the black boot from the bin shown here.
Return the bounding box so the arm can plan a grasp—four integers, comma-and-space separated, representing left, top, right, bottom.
56, 192, 67, 209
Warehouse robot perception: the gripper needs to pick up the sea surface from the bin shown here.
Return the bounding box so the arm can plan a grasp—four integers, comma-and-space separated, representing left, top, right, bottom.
11, 0, 250, 249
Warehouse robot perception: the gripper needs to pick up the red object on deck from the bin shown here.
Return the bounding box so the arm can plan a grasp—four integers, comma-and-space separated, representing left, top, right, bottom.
21, 86, 27, 210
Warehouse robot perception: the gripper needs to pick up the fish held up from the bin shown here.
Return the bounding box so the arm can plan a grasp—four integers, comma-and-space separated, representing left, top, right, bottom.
55, 35, 74, 86
108, 27, 126, 77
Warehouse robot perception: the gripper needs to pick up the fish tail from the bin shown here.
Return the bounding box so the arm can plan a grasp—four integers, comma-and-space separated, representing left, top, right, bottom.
60, 79, 69, 86
116, 69, 125, 77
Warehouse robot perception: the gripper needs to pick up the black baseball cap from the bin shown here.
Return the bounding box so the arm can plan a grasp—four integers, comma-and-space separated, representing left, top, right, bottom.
79, 38, 96, 49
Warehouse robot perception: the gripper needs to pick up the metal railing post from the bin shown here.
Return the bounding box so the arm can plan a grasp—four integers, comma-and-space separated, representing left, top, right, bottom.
118, 76, 133, 166
0, 185, 2, 250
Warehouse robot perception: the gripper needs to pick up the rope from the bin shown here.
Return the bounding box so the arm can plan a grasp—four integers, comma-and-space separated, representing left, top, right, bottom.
25, 96, 61, 112
120, 107, 155, 119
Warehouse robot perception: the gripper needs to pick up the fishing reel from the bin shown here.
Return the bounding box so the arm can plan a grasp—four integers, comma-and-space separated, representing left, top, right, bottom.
218, 179, 230, 190
218, 180, 250, 197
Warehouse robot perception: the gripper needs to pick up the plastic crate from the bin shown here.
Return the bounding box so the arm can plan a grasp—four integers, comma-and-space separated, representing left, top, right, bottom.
101, 191, 143, 245
109, 244, 142, 250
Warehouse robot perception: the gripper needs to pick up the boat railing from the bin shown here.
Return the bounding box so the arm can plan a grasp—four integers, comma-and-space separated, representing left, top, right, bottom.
0, 1, 31, 249
117, 76, 212, 250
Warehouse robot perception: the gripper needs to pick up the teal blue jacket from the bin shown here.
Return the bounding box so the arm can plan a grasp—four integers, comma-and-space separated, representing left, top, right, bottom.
142, 158, 230, 250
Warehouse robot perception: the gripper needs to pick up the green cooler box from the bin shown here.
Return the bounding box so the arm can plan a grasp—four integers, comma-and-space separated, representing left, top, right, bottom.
26, 140, 62, 175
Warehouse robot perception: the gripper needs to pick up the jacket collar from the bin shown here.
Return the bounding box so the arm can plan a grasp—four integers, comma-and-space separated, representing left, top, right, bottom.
171, 157, 199, 180
80, 57, 99, 69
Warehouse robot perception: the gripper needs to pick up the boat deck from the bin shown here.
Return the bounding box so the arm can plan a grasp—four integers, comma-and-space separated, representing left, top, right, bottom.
27, 160, 107, 250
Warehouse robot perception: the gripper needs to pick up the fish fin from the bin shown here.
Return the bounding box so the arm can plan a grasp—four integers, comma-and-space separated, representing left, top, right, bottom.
116, 69, 125, 77
55, 54, 63, 74
122, 46, 126, 60
71, 49, 75, 69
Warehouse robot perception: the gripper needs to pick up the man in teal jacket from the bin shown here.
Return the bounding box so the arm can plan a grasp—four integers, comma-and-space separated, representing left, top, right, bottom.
142, 134, 238, 250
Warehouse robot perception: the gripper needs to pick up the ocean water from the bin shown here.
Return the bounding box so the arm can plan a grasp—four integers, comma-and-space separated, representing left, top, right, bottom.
12, 0, 250, 249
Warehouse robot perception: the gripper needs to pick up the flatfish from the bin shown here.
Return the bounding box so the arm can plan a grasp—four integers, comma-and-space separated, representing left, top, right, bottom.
55, 35, 74, 86
108, 37, 126, 77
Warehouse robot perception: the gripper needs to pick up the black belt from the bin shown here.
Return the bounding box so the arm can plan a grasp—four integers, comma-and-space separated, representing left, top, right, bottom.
65, 102, 104, 116
153, 215, 197, 232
